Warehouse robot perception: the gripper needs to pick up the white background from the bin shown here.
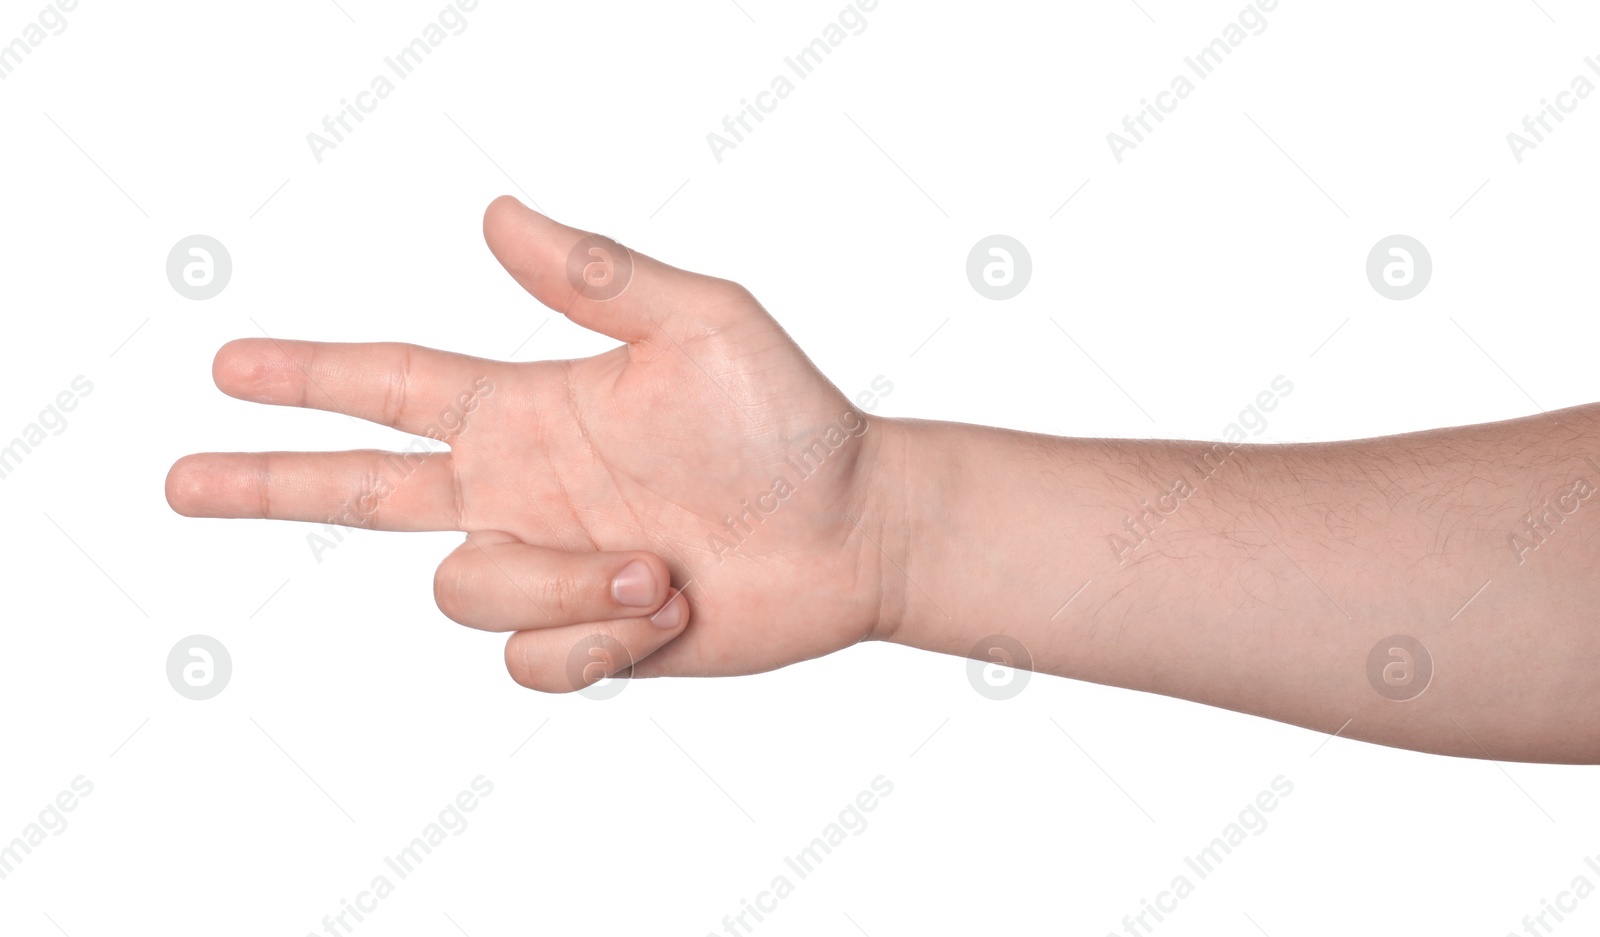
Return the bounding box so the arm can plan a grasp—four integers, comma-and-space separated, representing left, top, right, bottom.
1, 0, 1597, 934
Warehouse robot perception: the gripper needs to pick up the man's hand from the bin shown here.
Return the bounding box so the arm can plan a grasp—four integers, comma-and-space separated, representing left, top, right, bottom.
166, 196, 898, 691
169, 195, 1600, 764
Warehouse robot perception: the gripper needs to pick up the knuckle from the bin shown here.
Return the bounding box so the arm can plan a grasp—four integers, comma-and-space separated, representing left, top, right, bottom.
382, 344, 414, 429
538, 569, 594, 617
702, 277, 752, 309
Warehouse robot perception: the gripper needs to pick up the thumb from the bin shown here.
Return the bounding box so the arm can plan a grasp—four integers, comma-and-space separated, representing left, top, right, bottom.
482, 195, 734, 345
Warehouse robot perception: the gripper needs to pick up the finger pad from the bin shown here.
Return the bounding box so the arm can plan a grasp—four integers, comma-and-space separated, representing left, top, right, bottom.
212, 338, 288, 401
164, 454, 260, 518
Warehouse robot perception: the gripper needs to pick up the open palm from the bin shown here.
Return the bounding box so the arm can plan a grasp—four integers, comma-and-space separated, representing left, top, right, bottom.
167, 197, 896, 690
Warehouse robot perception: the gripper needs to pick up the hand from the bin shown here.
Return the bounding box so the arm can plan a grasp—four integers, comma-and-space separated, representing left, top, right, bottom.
163, 197, 1600, 762
166, 196, 899, 691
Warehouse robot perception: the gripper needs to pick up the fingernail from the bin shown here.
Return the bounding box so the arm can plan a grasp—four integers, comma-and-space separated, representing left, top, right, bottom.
650, 591, 685, 630
611, 560, 656, 608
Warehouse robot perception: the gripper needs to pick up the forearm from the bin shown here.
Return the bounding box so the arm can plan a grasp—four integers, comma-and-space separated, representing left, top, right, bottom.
869, 405, 1600, 763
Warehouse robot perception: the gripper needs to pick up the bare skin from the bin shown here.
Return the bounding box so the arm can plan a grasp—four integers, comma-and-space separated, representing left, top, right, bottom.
167, 196, 1600, 764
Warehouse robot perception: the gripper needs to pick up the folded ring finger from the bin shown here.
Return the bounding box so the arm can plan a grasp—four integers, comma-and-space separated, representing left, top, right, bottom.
433, 532, 682, 631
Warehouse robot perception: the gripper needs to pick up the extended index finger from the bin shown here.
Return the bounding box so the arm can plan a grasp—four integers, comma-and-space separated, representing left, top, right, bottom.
212, 338, 507, 439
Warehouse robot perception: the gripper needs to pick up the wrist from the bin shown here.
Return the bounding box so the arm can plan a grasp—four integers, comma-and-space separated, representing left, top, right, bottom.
855, 418, 1088, 663
856, 416, 944, 648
